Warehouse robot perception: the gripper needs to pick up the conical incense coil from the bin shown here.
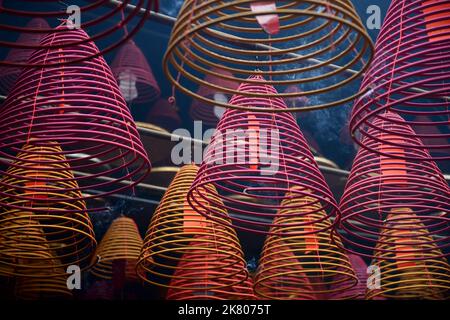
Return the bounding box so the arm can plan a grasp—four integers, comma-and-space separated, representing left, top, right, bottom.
0, 1, 158, 67
14, 261, 73, 300
0, 26, 151, 214
165, 248, 255, 300
187, 75, 338, 234
254, 192, 357, 300
137, 164, 251, 296
336, 111, 449, 259
91, 216, 143, 281
350, 0, 450, 160
164, 0, 373, 112
111, 40, 161, 104
366, 211, 450, 300
0, 142, 96, 277
0, 18, 49, 95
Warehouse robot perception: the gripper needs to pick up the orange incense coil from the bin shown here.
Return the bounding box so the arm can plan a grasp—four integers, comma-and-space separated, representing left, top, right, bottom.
137, 164, 251, 298
164, 0, 373, 113
0, 142, 96, 277
91, 216, 143, 281
254, 191, 358, 300
366, 210, 450, 300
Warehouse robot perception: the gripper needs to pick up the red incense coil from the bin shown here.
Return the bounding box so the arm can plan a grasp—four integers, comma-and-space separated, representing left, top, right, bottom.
187, 75, 339, 234
137, 164, 251, 298
0, 18, 49, 95
336, 111, 449, 260
0, 0, 158, 67
0, 143, 96, 277
111, 40, 161, 104
350, 0, 450, 160
366, 211, 450, 300
0, 26, 151, 214
91, 216, 143, 281
254, 192, 357, 300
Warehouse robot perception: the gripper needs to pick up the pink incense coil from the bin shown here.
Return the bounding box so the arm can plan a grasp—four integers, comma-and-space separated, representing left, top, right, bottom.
0, 0, 158, 68
147, 98, 182, 132
327, 254, 369, 300
111, 40, 161, 104
335, 111, 449, 260
0, 26, 151, 214
165, 245, 255, 300
0, 18, 49, 95
187, 75, 338, 234
350, 0, 450, 161
190, 68, 239, 127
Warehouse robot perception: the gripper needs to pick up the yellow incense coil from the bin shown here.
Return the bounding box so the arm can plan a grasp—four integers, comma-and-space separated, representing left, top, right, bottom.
367, 210, 450, 300
91, 216, 143, 281
0, 142, 96, 277
254, 191, 358, 299
137, 164, 252, 299
164, 0, 373, 113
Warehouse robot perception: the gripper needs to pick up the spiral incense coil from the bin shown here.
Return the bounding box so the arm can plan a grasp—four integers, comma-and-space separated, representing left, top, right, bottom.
254, 192, 357, 300
0, 18, 49, 95
335, 111, 449, 259
0, 26, 150, 213
111, 40, 161, 104
189, 67, 239, 127
91, 216, 143, 281
147, 98, 182, 132
0, 142, 96, 277
164, 0, 373, 113
14, 263, 73, 300
187, 75, 338, 234
137, 164, 250, 295
350, 0, 450, 160
366, 211, 450, 300
0, 0, 158, 67
165, 251, 255, 300
327, 254, 369, 300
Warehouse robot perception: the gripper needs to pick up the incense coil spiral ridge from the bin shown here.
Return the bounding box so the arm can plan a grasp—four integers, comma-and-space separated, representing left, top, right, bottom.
187, 75, 339, 234
0, 18, 49, 95
0, 143, 96, 277
164, 0, 373, 113
335, 112, 450, 260
0, 26, 150, 212
254, 193, 357, 300
137, 164, 252, 299
366, 213, 450, 300
350, 0, 450, 160
111, 40, 161, 104
91, 216, 143, 281
0, 0, 158, 67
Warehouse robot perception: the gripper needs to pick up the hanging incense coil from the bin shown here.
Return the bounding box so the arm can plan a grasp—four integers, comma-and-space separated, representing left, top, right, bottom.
366, 211, 450, 300
137, 164, 251, 299
189, 67, 239, 127
0, 18, 49, 95
0, 142, 96, 277
0, 0, 158, 67
164, 0, 373, 113
350, 0, 450, 160
147, 98, 182, 132
187, 75, 338, 234
111, 40, 161, 104
165, 249, 255, 300
91, 216, 143, 281
335, 111, 449, 259
0, 26, 150, 215
254, 192, 357, 300
14, 262, 73, 300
